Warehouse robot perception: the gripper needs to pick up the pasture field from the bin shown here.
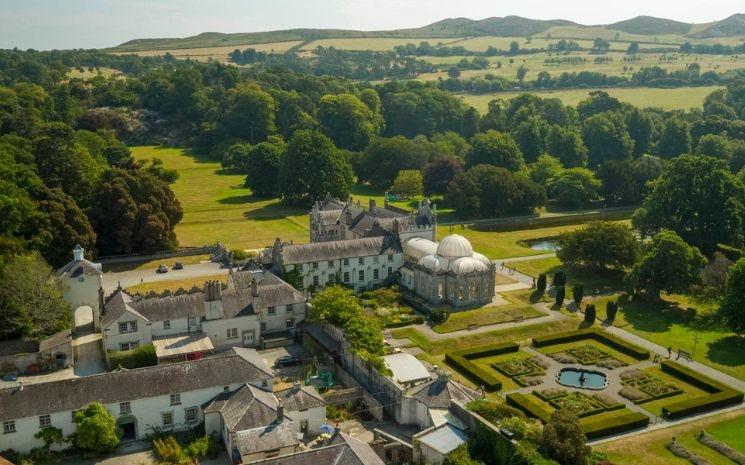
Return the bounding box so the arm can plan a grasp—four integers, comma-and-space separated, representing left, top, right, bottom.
597, 409, 745, 465
301, 37, 464, 51
460, 86, 722, 112
417, 51, 744, 82
66, 67, 122, 79
114, 41, 302, 63
131, 146, 308, 251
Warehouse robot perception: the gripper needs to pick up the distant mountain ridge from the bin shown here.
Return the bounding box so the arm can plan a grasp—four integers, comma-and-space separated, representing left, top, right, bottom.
111, 14, 745, 51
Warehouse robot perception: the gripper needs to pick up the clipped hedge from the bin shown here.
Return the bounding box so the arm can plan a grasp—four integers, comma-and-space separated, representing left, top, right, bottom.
581, 411, 650, 440
660, 360, 744, 419
445, 342, 519, 392
531, 328, 650, 360
385, 316, 424, 328
107, 344, 157, 369
505, 393, 552, 423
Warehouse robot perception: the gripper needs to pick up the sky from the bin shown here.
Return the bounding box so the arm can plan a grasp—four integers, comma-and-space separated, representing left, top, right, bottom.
0, 0, 743, 50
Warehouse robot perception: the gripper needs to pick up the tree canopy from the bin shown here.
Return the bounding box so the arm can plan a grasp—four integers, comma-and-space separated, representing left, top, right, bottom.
557, 221, 638, 271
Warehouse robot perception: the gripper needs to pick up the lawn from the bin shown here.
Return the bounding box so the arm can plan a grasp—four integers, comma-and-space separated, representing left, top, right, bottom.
460, 86, 723, 113
125, 273, 228, 295
597, 409, 745, 465
511, 256, 624, 292
432, 290, 544, 333
131, 146, 309, 250
707, 414, 745, 453
590, 293, 745, 381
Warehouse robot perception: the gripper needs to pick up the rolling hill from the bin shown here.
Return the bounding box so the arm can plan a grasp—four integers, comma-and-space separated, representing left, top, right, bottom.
110, 14, 745, 52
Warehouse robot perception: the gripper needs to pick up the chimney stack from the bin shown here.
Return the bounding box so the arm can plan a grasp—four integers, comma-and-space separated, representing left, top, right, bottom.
276, 401, 284, 423
251, 278, 259, 297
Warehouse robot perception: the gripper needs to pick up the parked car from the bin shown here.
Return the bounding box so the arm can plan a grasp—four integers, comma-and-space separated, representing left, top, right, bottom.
275, 355, 302, 368
2, 373, 18, 382
157, 264, 169, 273
173, 262, 184, 270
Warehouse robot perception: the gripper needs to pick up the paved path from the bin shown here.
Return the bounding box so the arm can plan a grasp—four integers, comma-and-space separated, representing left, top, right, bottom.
101, 261, 229, 292
604, 324, 745, 393
73, 332, 108, 376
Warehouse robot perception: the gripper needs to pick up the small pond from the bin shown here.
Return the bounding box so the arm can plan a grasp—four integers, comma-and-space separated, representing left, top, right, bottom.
556, 368, 608, 390
523, 240, 561, 251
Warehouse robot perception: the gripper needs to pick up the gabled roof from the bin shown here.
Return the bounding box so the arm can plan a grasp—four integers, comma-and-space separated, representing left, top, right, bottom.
102, 291, 149, 327
57, 258, 102, 278
275, 385, 324, 413
407, 376, 481, 409
204, 384, 285, 432
279, 235, 402, 265
234, 420, 299, 455
0, 350, 272, 422
250, 433, 385, 465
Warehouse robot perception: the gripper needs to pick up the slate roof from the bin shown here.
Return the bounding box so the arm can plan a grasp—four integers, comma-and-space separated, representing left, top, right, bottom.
407, 376, 481, 409
234, 420, 300, 455
279, 235, 402, 265
102, 270, 304, 326
250, 433, 385, 465
38, 330, 72, 352
56, 258, 102, 278
0, 350, 272, 422
416, 423, 468, 455
204, 384, 286, 432
275, 385, 325, 413
0, 339, 38, 357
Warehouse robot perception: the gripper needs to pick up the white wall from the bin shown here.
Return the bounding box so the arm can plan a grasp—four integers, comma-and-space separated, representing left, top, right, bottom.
290, 252, 404, 294
102, 311, 152, 352
287, 405, 326, 434
202, 315, 260, 349
64, 274, 102, 330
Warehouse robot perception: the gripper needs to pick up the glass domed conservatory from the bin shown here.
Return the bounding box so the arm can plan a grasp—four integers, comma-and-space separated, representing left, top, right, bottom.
400, 234, 496, 308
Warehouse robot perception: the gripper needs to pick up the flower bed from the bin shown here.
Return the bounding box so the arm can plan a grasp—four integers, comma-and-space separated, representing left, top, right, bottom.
493, 356, 545, 387
620, 371, 683, 404
566, 344, 611, 364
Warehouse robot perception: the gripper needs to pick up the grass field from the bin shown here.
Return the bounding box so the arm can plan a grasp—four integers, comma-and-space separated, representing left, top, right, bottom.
67, 67, 122, 79
125, 273, 228, 295
460, 86, 722, 113
432, 289, 544, 333
115, 41, 301, 63
597, 409, 745, 465
131, 146, 308, 250
302, 37, 464, 51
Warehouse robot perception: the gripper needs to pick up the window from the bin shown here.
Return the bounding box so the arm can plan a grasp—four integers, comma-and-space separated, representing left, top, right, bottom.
343, 272, 350, 283
343, 258, 349, 266
223, 386, 230, 393
286, 319, 295, 328
358, 257, 364, 265
328, 274, 335, 284
226, 328, 238, 339
39, 415, 51, 428
188, 316, 197, 327
3, 421, 15, 434
170, 394, 181, 406
162, 412, 174, 428
268, 306, 276, 315
373, 269, 380, 280
118, 321, 137, 333
120, 341, 139, 351
358, 270, 365, 281
388, 267, 392, 276
388, 254, 394, 262
120, 402, 131, 414
286, 304, 294, 313
327, 260, 334, 268
261, 323, 267, 331
185, 407, 198, 423
163, 320, 171, 330
261, 379, 268, 388
312, 275, 319, 286
312, 262, 319, 270
373, 256, 379, 264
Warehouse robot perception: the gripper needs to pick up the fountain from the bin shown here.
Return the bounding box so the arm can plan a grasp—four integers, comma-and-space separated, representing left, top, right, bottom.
556, 368, 608, 390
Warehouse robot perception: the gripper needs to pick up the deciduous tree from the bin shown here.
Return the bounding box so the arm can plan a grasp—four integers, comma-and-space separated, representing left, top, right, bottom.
72, 403, 121, 457
465, 130, 525, 171
557, 222, 638, 271
720, 258, 745, 336
540, 409, 590, 465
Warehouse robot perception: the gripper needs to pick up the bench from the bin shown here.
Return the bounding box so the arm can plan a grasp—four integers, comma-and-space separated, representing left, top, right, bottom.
677, 349, 692, 361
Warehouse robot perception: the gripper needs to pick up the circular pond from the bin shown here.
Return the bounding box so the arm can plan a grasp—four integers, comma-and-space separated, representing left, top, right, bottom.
523, 240, 561, 251
556, 368, 608, 390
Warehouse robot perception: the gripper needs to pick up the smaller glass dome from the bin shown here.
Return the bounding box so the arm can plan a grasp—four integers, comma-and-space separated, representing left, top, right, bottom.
472, 252, 492, 267
450, 257, 489, 275
436, 234, 474, 259
417, 254, 448, 273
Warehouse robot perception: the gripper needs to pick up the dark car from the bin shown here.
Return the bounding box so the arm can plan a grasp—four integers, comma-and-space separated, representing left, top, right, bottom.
2, 373, 18, 382
275, 355, 302, 368
173, 262, 184, 270
156, 264, 169, 273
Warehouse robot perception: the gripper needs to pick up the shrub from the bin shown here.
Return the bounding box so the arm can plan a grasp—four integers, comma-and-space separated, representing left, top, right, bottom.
499, 416, 544, 443
549, 352, 577, 364
606, 300, 618, 322
572, 284, 584, 304
532, 329, 650, 360
72, 403, 121, 457
555, 286, 565, 308
666, 438, 713, 465
153, 436, 186, 464
230, 248, 248, 261
596, 358, 624, 369
541, 409, 590, 465
553, 270, 566, 287
431, 309, 450, 323
506, 393, 552, 423
445, 342, 519, 391
584, 304, 596, 324
184, 435, 220, 460
384, 315, 424, 328
467, 399, 525, 423
107, 344, 157, 369
582, 411, 649, 440
537, 273, 547, 293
